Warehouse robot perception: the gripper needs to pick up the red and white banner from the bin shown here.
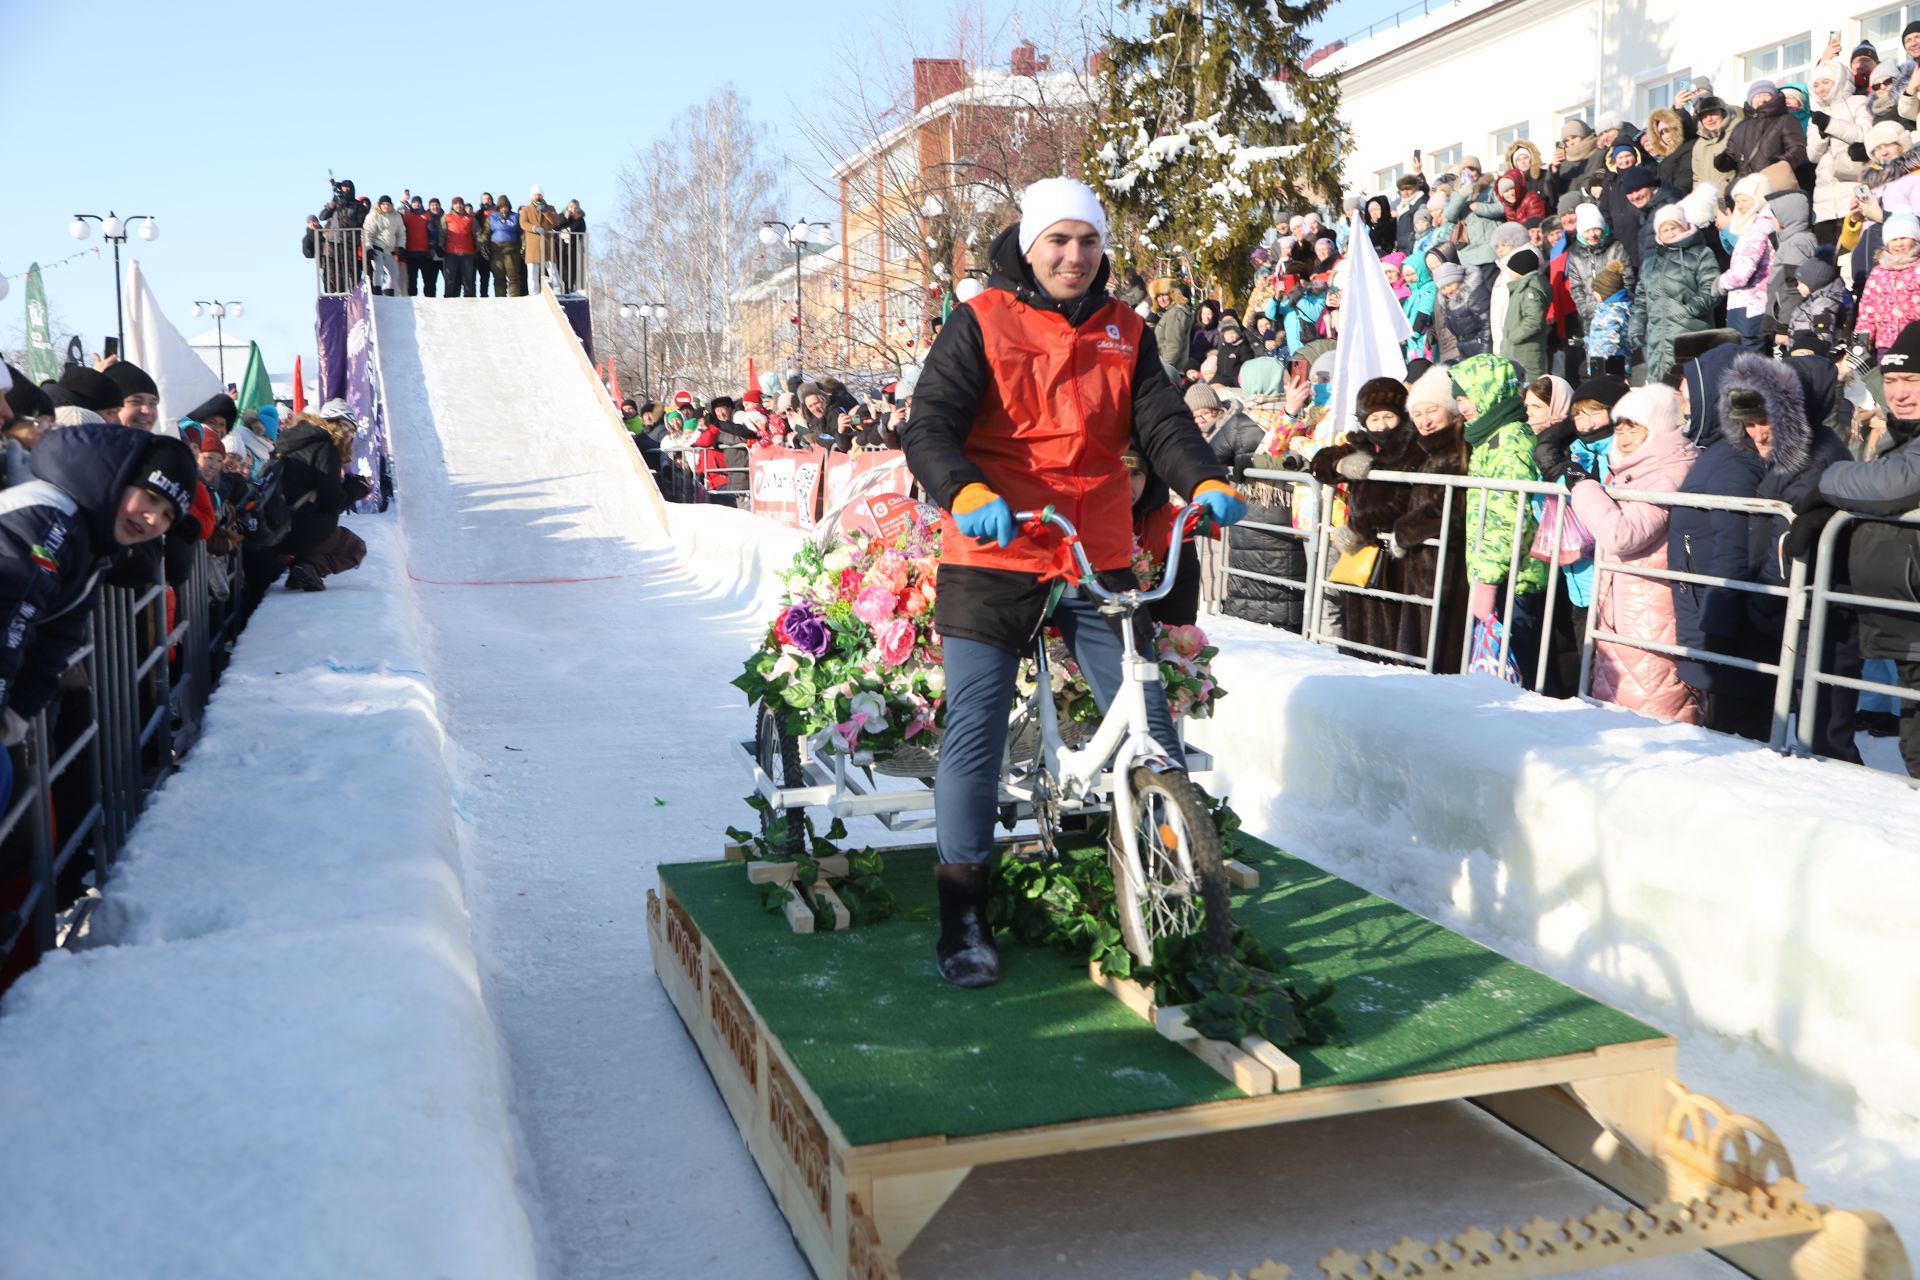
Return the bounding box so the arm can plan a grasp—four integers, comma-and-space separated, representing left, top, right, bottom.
748, 446, 828, 529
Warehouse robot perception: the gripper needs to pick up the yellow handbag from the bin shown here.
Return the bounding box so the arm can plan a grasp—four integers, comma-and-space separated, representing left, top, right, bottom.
1327, 541, 1383, 588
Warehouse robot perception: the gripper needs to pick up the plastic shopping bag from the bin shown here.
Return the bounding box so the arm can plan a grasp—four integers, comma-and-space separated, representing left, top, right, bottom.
1529, 495, 1595, 565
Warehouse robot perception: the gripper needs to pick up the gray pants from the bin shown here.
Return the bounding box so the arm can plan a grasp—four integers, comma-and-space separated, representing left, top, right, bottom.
934, 591, 1183, 866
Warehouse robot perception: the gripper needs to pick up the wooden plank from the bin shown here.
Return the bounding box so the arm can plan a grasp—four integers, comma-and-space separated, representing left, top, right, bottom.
869, 1166, 972, 1259
808, 881, 852, 932
745, 854, 851, 885
781, 890, 815, 934
1222, 857, 1260, 890
1240, 1036, 1303, 1092
842, 1039, 1680, 1178
1153, 1004, 1201, 1043
1087, 963, 1156, 1020
722, 839, 749, 862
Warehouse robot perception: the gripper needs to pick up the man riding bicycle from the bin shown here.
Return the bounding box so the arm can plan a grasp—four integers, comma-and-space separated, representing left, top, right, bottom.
900, 178, 1248, 988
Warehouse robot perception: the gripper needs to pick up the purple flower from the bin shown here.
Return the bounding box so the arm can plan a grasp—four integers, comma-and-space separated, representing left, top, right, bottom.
783, 603, 832, 657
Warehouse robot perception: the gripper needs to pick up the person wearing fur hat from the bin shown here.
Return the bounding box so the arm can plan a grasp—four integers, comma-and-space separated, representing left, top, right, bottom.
1855, 212, 1920, 353
1452, 354, 1549, 682
1497, 249, 1550, 380
900, 176, 1241, 988
1715, 80, 1809, 182
0, 425, 196, 806
1726, 354, 1862, 757
1641, 108, 1699, 195
1307, 377, 1428, 659
1546, 385, 1704, 722
1631, 204, 1722, 383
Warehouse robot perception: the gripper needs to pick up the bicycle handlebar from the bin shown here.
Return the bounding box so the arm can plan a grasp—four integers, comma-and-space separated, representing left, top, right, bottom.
1011, 503, 1206, 606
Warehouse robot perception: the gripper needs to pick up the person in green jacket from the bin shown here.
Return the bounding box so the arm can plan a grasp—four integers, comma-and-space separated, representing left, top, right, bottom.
1453, 353, 1549, 685
1629, 204, 1721, 383
1497, 248, 1551, 380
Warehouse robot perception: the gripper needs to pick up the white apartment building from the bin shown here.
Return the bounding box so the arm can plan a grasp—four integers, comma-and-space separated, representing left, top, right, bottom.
1319, 0, 1920, 193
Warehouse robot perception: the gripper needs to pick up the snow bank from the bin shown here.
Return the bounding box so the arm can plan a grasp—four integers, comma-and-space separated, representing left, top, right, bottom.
1184, 618, 1920, 1235
0, 519, 539, 1278
668, 503, 807, 617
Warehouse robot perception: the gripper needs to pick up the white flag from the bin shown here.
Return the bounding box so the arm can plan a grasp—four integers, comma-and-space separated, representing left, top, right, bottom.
1318, 211, 1412, 443
123, 259, 223, 437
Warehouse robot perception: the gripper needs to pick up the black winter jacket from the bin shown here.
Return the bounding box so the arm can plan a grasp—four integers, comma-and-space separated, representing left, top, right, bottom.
0, 425, 166, 716
272, 423, 357, 554
1821, 418, 1920, 659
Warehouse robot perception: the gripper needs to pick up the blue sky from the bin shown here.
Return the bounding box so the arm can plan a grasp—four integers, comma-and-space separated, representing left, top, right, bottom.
2, 0, 1402, 381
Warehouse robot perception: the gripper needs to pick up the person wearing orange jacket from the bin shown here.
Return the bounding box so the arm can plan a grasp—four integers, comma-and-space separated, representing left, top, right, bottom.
899, 177, 1247, 988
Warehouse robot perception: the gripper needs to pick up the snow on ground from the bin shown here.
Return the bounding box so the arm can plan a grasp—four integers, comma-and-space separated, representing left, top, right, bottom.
0, 521, 538, 1279
0, 289, 1906, 1277
1185, 615, 1920, 1248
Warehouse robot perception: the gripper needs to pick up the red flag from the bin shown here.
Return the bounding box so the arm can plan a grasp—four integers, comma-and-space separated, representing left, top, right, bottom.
746, 356, 759, 397
292, 355, 306, 414
608, 358, 622, 404
596, 360, 606, 383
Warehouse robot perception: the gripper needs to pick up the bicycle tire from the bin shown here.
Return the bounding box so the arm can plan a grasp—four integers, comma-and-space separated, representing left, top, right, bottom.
755, 701, 808, 859
1112, 766, 1233, 963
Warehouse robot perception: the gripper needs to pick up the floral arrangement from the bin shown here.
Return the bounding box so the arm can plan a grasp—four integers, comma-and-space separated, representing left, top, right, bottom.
734, 515, 1226, 760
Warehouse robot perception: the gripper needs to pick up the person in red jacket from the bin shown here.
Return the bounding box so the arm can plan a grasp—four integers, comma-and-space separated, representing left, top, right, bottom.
899, 177, 1247, 987
400, 196, 440, 297
1496, 169, 1548, 223
441, 198, 480, 298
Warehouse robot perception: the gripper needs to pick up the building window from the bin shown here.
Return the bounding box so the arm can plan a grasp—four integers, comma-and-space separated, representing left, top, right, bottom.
851, 232, 880, 273
1560, 105, 1592, 130
1640, 70, 1692, 116
1428, 143, 1464, 173
1490, 123, 1529, 156
1374, 162, 1406, 191
1860, 4, 1920, 50
1743, 34, 1813, 91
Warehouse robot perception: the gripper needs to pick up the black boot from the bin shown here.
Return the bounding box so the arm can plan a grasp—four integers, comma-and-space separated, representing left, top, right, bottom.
934, 863, 1001, 988
285, 562, 326, 592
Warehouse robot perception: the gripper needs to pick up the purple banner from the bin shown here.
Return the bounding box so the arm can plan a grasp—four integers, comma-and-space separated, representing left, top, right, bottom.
343, 280, 391, 512
560, 295, 593, 363
314, 296, 348, 404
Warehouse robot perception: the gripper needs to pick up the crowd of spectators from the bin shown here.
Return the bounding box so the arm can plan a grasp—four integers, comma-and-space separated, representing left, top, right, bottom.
1127, 27, 1920, 774
0, 355, 373, 982
304, 179, 587, 298
620, 370, 918, 505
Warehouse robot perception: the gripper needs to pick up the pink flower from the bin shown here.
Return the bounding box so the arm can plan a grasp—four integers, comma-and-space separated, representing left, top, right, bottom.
1163, 624, 1207, 659
875, 616, 916, 666
865, 555, 910, 594
900, 588, 929, 618
853, 583, 898, 626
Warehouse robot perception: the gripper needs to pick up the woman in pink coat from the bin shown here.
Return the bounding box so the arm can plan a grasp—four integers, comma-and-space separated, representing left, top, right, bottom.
1564, 385, 1703, 723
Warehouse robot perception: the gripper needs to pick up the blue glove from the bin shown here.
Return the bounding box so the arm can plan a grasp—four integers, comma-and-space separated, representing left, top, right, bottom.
1195, 485, 1248, 528
953, 495, 1018, 547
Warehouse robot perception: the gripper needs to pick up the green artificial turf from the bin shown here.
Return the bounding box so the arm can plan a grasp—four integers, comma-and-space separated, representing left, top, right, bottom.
657, 837, 1665, 1148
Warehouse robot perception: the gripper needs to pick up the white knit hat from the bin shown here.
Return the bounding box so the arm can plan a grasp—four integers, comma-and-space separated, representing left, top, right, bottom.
1610, 385, 1682, 436
1017, 177, 1108, 254
1885, 212, 1920, 243
1575, 202, 1605, 234
1405, 363, 1457, 413
1652, 203, 1689, 232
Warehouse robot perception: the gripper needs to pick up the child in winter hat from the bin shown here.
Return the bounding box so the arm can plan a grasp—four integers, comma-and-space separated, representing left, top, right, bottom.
1575, 203, 1606, 242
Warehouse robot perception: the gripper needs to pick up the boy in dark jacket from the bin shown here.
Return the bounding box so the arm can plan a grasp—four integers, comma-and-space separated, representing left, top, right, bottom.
0, 423, 196, 806
1787, 258, 1854, 350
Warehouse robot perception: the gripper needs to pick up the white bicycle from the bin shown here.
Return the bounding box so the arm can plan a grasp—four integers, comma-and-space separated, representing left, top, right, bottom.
1003, 504, 1233, 963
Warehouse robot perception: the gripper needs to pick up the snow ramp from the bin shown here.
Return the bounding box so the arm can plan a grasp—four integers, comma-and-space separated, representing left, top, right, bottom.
372, 292, 672, 584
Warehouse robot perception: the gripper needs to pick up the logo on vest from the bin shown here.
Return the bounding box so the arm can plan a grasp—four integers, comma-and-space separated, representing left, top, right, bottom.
1096, 322, 1135, 359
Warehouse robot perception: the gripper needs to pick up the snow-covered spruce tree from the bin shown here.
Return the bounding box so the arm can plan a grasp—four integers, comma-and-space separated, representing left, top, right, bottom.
1086, 0, 1347, 299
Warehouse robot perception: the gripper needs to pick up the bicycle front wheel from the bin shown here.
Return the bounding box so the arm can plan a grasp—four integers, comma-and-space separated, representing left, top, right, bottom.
1112, 766, 1233, 964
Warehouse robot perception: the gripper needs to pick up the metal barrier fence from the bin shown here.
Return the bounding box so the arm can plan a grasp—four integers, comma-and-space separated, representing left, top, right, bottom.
535, 230, 589, 297
656, 443, 750, 504
1800, 509, 1920, 758
0, 544, 243, 965
1228, 466, 1903, 765
314, 226, 364, 296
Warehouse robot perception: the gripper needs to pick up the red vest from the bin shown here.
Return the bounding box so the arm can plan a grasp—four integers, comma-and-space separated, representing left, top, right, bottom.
941, 288, 1143, 575
401, 209, 430, 252
443, 213, 477, 255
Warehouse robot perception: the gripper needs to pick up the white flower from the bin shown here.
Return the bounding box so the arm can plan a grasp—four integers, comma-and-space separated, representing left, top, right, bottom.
771, 653, 800, 680
821, 546, 855, 573
849, 691, 889, 727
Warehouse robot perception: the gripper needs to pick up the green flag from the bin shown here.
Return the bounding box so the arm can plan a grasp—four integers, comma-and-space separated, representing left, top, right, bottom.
236, 341, 273, 414
24, 265, 57, 386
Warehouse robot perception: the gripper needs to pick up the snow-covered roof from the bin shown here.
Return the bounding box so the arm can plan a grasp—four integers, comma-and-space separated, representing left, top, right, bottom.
729, 245, 843, 304
829, 68, 1094, 181
1308, 0, 1515, 77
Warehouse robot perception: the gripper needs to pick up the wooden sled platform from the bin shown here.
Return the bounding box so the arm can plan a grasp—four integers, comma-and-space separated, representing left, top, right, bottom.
647, 840, 1909, 1280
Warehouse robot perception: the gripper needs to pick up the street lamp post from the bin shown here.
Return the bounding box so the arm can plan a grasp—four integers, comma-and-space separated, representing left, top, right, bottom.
190, 299, 244, 385
759, 219, 828, 373
69, 210, 158, 353
617, 300, 669, 399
